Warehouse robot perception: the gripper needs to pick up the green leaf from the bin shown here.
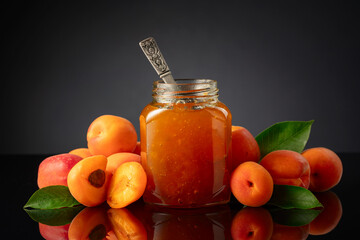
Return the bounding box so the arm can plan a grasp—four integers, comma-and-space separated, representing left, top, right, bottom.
256, 120, 314, 159
268, 185, 323, 209
24, 185, 80, 210
268, 207, 322, 226
24, 205, 85, 226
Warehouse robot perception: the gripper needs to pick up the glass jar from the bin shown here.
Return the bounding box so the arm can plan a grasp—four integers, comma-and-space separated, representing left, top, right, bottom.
139, 79, 232, 208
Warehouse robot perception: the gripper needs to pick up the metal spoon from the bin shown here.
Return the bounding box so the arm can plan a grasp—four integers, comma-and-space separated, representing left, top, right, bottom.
139, 37, 176, 84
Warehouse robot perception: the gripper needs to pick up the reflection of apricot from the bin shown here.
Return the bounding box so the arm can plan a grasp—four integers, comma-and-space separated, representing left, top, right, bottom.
87, 115, 137, 157
106, 152, 141, 175
302, 147, 343, 192
260, 150, 310, 189
67, 155, 110, 207
271, 224, 309, 240
68, 206, 110, 240
309, 191, 342, 235
229, 126, 260, 171
39, 223, 69, 240
107, 208, 147, 240
107, 162, 147, 208
231, 207, 273, 240
231, 161, 273, 207
69, 148, 92, 158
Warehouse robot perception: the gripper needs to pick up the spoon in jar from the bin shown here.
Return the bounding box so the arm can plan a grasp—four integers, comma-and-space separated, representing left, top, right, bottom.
139, 37, 176, 84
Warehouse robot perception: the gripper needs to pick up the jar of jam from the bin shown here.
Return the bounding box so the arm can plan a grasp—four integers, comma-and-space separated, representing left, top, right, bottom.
139, 79, 232, 208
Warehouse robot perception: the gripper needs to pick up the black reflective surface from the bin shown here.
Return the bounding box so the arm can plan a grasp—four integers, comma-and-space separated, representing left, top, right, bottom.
7, 153, 360, 239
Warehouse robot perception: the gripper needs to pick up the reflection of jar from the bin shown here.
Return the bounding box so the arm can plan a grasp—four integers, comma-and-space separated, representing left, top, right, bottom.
139, 79, 232, 208
140, 204, 232, 239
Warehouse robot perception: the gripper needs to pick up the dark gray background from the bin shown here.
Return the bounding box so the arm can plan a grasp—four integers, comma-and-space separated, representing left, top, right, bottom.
2, 0, 359, 154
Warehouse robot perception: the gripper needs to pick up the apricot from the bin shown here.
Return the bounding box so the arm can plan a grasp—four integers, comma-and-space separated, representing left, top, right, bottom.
133, 141, 141, 155
69, 148, 92, 158
309, 191, 342, 235
37, 154, 83, 188
260, 150, 310, 189
271, 224, 309, 240
229, 126, 260, 171
106, 152, 141, 175
39, 223, 69, 240
301, 147, 343, 192
87, 115, 137, 157
231, 207, 273, 240
67, 155, 110, 207
107, 208, 147, 240
231, 161, 273, 207
68, 206, 111, 240
107, 162, 147, 208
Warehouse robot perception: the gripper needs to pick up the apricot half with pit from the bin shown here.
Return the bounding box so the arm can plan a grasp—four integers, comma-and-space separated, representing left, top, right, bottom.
67, 155, 109, 207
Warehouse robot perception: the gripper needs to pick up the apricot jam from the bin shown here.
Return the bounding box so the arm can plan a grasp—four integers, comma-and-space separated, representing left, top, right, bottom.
140, 79, 232, 208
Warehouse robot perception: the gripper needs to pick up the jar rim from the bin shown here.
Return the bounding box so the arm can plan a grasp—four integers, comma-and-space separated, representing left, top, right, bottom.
152, 79, 219, 103
154, 79, 217, 86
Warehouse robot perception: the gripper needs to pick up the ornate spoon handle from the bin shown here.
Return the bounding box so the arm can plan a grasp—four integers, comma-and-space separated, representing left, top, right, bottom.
139, 37, 176, 84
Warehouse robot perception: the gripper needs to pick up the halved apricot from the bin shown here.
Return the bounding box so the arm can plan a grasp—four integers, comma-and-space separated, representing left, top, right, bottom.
107, 162, 147, 208
67, 155, 109, 207
68, 206, 111, 240
107, 208, 147, 240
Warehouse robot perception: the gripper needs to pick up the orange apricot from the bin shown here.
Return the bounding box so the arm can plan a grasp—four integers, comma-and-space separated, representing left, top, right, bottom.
271, 224, 309, 240
68, 206, 111, 240
87, 115, 137, 157
301, 147, 343, 192
230, 161, 273, 207
231, 207, 273, 240
229, 126, 260, 171
260, 150, 310, 189
106, 152, 141, 175
67, 155, 110, 207
107, 162, 147, 208
69, 148, 92, 158
107, 208, 147, 240
309, 191, 342, 235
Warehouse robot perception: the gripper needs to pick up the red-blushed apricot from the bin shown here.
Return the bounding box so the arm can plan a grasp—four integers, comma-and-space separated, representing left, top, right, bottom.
301, 147, 343, 192
69, 148, 92, 158
229, 126, 260, 172
106, 152, 141, 175
87, 115, 137, 157
68, 206, 111, 240
67, 155, 110, 207
39, 223, 69, 240
107, 162, 147, 208
260, 150, 310, 189
37, 154, 83, 188
309, 191, 342, 235
271, 224, 309, 240
107, 208, 147, 240
133, 141, 141, 155
231, 161, 273, 207
231, 207, 273, 240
